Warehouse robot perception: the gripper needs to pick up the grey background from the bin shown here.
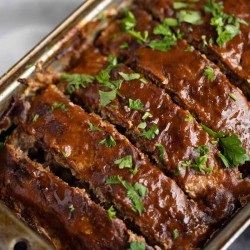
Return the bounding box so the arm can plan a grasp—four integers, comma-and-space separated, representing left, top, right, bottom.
0, 0, 249, 249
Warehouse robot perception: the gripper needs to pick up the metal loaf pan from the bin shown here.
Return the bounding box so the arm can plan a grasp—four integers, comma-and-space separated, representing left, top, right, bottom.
0, 0, 249, 249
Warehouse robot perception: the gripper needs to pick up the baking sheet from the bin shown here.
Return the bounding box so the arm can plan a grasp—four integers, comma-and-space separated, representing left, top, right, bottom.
0, 0, 249, 249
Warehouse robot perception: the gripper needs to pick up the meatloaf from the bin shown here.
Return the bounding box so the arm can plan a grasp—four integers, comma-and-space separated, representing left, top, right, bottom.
0, 0, 250, 249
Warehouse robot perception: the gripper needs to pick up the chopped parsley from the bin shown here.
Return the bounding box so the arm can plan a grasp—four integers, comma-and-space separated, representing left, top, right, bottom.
61, 73, 95, 94
130, 166, 139, 175
185, 113, 194, 122
229, 93, 237, 101
142, 111, 152, 120
129, 99, 144, 110
137, 122, 147, 130
184, 45, 193, 52
172, 229, 179, 239
114, 155, 133, 169
50, 102, 68, 112
107, 205, 116, 220
201, 125, 249, 167
61, 151, 68, 158
69, 204, 75, 213
164, 18, 178, 27
105, 175, 148, 215
120, 42, 129, 49
204, 66, 215, 81
155, 144, 166, 164
99, 89, 117, 107
181, 145, 212, 173
204, 0, 249, 46
201, 124, 228, 138
139, 125, 159, 140
121, 9, 136, 31
177, 10, 203, 25
149, 19, 177, 51
219, 134, 249, 167
99, 136, 116, 147
128, 29, 149, 43
118, 72, 141, 81
173, 2, 194, 9
89, 122, 102, 132
32, 114, 40, 122
128, 241, 146, 250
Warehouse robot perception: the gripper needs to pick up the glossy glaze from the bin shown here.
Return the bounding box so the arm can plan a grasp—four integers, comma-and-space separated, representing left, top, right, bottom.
63, 48, 250, 225
0, 146, 130, 250
23, 85, 213, 249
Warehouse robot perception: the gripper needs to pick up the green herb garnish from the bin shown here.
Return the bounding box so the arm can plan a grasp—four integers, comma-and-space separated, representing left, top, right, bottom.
155, 144, 166, 164
177, 10, 203, 25
201, 124, 228, 138
173, 2, 194, 9
114, 155, 133, 169
204, 66, 215, 81
50, 102, 68, 112
229, 93, 237, 101
142, 111, 152, 120
69, 204, 75, 213
121, 10, 136, 31
32, 114, 40, 122
107, 205, 116, 220
89, 122, 102, 132
128, 241, 146, 250
138, 122, 147, 129
129, 99, 144, 110
99, 136, 116, 147
185, 113, 194, 122
204, 0, 249, 46
61, 73, 95, 94
119, 72, 141, 81
128, 29, 149, 43
105, 175, 147, 215
99, 89, 117, 107
172, 229, 179, 239
139, 125, 159, 140
120, 42, 129, 49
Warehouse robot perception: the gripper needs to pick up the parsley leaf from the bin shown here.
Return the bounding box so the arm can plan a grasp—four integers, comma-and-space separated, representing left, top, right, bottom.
121, 10, 136, 31
99, 136, 116, 147
118, 72, 141, 81
61, 73, 95, 94
89, 122, 102, 132
32, 114, 40, 122
142, 111, 152, 120
120, 42, 129, 49
164, 18, 178, 27
204, 0, 249, 46
114, 155, 133, 169
149, 35, 177, 51
139, 125, 159, 140
107, 205, 116, 220
204, 66, 215, 81
129, 99, 144, 110
172, 229, 179, 239
219, 134, 249, 167
128, 29, 149, 43
173, 2, 194, 9
99, 89, 117, 107
50, 102, 68, 112
138, 122, 147, 129
177, 10, 203, 25
185, 113, 194, 122
195, 145, 210, 155
229, 93, 237, 101
128, 241, 146, 250
130, 166, 139, 175
105, 176, 147, 215
155, 144, 166, 164
68, 204, 75, 213
201, 124, 228, 138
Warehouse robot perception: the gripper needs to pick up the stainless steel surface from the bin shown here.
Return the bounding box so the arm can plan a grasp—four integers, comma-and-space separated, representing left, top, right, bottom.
0, 0, 249, 249
0, 202, 53, 250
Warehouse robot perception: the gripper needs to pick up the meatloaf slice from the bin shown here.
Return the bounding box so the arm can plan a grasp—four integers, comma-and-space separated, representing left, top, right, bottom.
136, 0, 250, 98
58, 47, 250, 223
18, 84, 212, 249
0, 144, 142, 250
